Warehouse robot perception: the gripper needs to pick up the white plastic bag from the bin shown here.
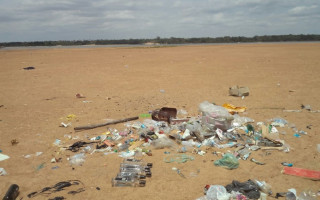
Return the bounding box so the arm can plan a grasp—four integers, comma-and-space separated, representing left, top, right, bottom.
206, 185, 230, 200
69, 153, 86, 166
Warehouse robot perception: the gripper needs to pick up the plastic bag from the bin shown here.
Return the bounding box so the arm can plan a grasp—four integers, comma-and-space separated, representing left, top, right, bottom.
69, 153, 86, 166
0, 153, 10, 161
186, 121, 202, 133
229, 85, 250, 97
214, 153, 239, 169
181, 140, 201, 148
199, 101, 232, 118
199, 101, 233, 131
152, 137, 177, 149
206, 185, 230, 200
195, 196, 208, 200
142, 119, 157, 127
164, 154, 194, 163
226, 180, 260, 199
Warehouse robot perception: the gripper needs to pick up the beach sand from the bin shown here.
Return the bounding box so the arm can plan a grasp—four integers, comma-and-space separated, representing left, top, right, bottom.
0, 43, 319, 199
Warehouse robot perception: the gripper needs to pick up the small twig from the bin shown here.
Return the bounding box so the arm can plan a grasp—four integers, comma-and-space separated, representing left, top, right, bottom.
74, 116, 139, 131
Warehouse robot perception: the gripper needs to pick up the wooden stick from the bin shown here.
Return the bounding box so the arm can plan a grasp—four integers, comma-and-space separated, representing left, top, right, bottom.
260, 146, 285, 151
250, 107, 285, 110
74, 116, 139, 131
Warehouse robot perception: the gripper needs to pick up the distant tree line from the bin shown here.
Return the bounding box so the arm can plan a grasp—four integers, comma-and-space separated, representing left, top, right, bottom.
1, 34, 320, 47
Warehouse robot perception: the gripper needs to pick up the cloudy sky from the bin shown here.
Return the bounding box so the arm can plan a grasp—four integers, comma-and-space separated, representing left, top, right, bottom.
0, 0, 319, 42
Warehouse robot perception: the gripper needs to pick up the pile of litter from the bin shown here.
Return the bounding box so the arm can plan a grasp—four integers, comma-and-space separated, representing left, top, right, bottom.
2, 99, 319, 199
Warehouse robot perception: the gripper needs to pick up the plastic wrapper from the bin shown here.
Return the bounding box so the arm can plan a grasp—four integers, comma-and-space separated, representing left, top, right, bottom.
216, 142, 237, 149
53, 139, 61, 146
177, 109, 188, 116
202, 136, 216, 147
127, 121, 144, 129
214, 153, 239, 169
222, 103, 246, 114
119, 150, 135, 158
181, 140, 201, 148
0, 168, 8, 176
232, 115, 254, 127
271, 117, 288, 127
282, 142, 291, 153
182, 129, 191, 139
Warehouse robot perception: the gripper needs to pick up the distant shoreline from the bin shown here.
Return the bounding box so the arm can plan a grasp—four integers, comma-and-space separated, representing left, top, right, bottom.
1, 34, 320, 49
1, 41, 320, 50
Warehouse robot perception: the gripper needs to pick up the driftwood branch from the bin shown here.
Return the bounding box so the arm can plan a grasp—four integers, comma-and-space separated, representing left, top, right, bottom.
74, 116, 139, 131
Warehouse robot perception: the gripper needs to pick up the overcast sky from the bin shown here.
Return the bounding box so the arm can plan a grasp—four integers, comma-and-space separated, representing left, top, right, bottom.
0, 0, 319, 42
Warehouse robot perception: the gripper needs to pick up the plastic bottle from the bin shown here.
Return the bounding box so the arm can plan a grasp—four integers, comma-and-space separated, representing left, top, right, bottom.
286, 192, 296, 200
123, 158, 153, 168
120, 166, 152, 177
117, 171, 146, 179
120, 163, 151, 171
281, 162, 293, 167
298, 190, 317, 200
2, 184, 19, 200
111, 177, 146, 187
253, 180, 272, 195
260, 192, 267, 200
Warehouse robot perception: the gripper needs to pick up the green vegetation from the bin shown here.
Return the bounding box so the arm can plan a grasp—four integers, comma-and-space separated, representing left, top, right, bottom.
1, 34, 320, 47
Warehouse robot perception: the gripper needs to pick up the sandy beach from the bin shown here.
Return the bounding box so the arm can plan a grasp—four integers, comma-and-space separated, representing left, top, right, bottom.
0, 43, 319, 200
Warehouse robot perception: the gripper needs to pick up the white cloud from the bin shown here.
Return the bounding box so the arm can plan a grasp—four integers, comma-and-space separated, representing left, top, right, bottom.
289, 5, 318, 15
0, 0, 319, 42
